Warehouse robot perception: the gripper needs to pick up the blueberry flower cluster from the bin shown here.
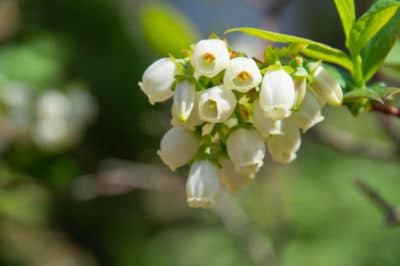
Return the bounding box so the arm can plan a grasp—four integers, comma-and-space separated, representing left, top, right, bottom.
139, 38, 343, 208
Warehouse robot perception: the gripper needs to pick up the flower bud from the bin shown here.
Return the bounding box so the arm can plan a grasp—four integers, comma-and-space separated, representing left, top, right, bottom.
226, 127, 265, 177
173, 80, 196, 122
293, 76, 307, 111
159, 126, 199, 171
223, 57, 262, 92
139, 58, 175, 104
259, 69, 295, 120
252, 100, 282, 138
267, 122, 301, 164
191, 39, 230, 78
310, 66, 343, 106
186, 160, 221, 208
198, 86, 237, 123
290, 92, 325, 132
219, 158, 251, 192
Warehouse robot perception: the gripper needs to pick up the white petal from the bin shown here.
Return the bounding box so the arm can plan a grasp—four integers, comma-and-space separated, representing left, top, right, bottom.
290, 92, 325, 132
173, 80, 196, 122
267, 122, 301, 164
259, 69, 295, 120
310, 66, 343, 106
219, 158, 252, 192
226, 127, 265, 177
191, 39, 230, 78
159, 127, 199, 171
223, 57, 262, 92
140, 58, 175, 104
252, 100, 283, 138
171, 98, 203, 131
186, 160, 221, 208
198, 86, 237, 123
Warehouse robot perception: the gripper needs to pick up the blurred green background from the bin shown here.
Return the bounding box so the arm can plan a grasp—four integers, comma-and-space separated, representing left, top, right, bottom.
0, 0, 400, 266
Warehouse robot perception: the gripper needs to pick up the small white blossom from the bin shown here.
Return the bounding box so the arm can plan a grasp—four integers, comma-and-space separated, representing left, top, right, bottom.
191, 39, 230, 78
310, 65, 343, 106
33, 118, 76, 149
198, 86, 237, 123
252, 100, 282, 138
267, 122, 301, 164
139, 58, 175, 104
37, 90, 71, 119
171, 99, 202, 131
259, 69, 295, 120
219, 158, 251, 192
173, 80, 196, 122
290, 92, 325, 132
186, 160, 221, 208
158, 126, 199, 171
293, 76, 307, 110
223, 57, 262, 92
226, 127, 265, 177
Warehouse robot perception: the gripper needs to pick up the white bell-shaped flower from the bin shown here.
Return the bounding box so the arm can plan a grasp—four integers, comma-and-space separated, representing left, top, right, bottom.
223, 57, 262, 92
267, 122, 301, 164
191, 39, 230, 78
139, 58, 175, 104
186, 160, 221, 208
219, 158, 251, 192
252, 100, 282, 138
37, 90, 71, 119
290, 92, 325, 132
171, 100, 203, 131
226, 127, 265, 177
310, 65, 343, 106
172, 80, 196, 122
259, 69, 295, 120
293, 76, 307, 110
198, 86, 237, 123
158, 126, 199, 171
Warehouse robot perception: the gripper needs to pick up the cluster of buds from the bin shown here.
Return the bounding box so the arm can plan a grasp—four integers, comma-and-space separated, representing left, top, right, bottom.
139, 38, 343, 208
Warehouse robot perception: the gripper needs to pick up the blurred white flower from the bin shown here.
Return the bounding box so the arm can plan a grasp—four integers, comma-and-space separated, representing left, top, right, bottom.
186, 160, 221, 208
139, 58, 175, 104
33, 118, 75, 149
310, 65, 343, 106
267, 122, 301, 164
226, 127, 265, 177
67, 88, 97, 126
259, 69, 295, 120
198, 86, 237, 123
290, 92, 325, 132
158, 126, 199, 171
219, 158, 251, 192
191, 39, 230, 78
37, 90, 71, 119
172, 80, 196, 122
223, 57, 262, 92
252, 100, 282, 138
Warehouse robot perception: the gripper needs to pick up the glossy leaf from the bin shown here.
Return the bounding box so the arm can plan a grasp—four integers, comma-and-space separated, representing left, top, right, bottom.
347, 0, 400, 56
225, 27, 353, 71
334, 0, 356, 40
361, 10, 400, 81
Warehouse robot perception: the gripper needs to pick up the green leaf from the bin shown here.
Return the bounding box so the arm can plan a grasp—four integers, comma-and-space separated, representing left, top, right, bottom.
347, 0, 400, 56
361, 10, 400, 82
140, 4, 199, 56
334, 0, 356, 40
384, 38, 400, 65
225, 27, 353, 72
343, 86, 400, 103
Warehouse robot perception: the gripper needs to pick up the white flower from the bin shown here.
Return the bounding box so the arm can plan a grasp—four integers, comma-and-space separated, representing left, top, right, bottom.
191, 39, 230, 78
172, 80, 196, 122
290, 92, 325, 132
186, 160, 221, 208
310, 65, 343, 106
219, 158, 251, 192
252, 100, 282, 138
259, 69, 295, 120
267, 122, 301, 164
226, 127, 265, 177
171, 99, 203, 131
139, 58, 175, 104
223, 57, 262, 92
293, 76, 307, 110
37, 90, 71, 119
198, 86, 237, 123
158, 126, 199, 171
33, 118, 76, 149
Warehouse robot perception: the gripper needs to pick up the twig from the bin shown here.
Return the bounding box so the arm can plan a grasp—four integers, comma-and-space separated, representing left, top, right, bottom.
371, 103, 400, 118
311, 126, 397, 160
355, 179, 400, 227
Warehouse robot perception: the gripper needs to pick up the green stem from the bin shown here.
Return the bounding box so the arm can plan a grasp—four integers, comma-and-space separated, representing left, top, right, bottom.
352, 55, 365, 89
